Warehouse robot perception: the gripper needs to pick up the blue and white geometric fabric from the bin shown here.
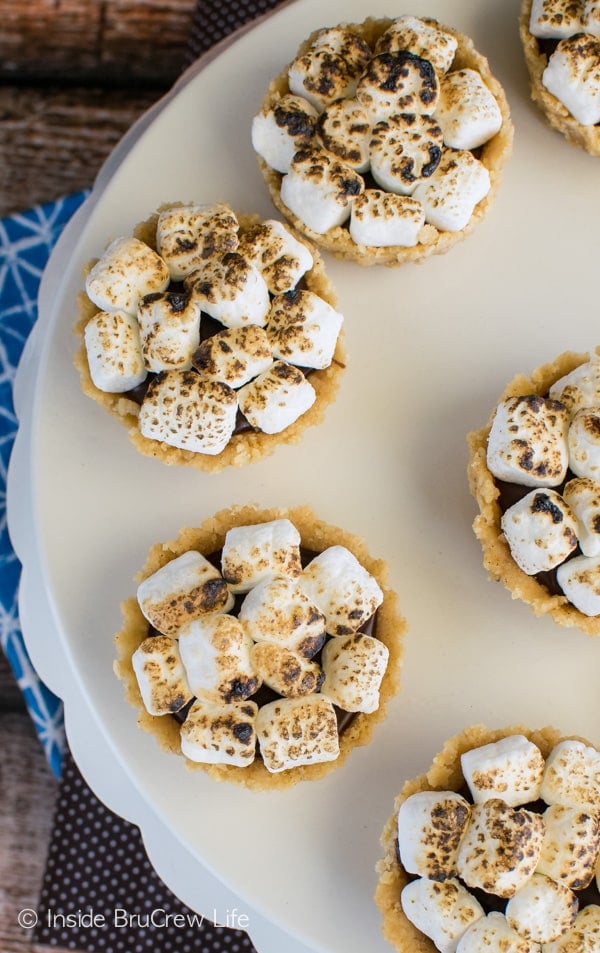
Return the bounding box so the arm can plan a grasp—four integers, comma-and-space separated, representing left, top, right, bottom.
0, 191, 88, 777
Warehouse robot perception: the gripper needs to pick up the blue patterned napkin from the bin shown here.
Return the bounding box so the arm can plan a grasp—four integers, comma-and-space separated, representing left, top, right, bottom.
1, 191, 89, 777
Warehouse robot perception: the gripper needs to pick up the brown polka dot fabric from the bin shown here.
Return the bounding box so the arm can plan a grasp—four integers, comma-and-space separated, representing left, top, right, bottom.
34, 748, 256, 952
187, 0, 286, 61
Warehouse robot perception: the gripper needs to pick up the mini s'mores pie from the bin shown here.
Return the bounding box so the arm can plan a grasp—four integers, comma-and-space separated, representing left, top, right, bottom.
252, 15, 513, 266
74, 203, 346, 471
114, 504, 406, 790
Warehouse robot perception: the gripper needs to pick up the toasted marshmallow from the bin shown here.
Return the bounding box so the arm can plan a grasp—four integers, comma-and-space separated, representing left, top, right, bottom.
221, 519, 302, 594
280, 147, 364, 234
321, 633, 388, 713
266, 289, 343, 369
543, 35, 600, 125
187, 253, 270, 329
251, 94, 318, 174
137, 550, 234, 636
529, 0, 583, 39
375, 15, 458, 74
288, 28, 372, 112
298, 545, 384, 636
132, 635, 192, 715
155, 203, 239, 280
456, 799, 545, 898
549, 359, 600, 415
412, 148, 490, 231
540, 740, 600, 811
180, 698, 258, 767
238, 575, 326, 656
369, 113, 443, 196
456, 912, 535, 953
349, 189, 426, 247
435, 68, 503, 150
192, 325, 272, 389
557, 553, 600, 615
397, 791, 471, 881
500, 489, 578, 575
568, 407, 600, 480
461, 735, 545, 807
401, 878, 484, 953
178, 614, 260, 704
255, 694, 339, 773
583, 1, 600, 37
137, 291, 202, 372
237, 361, 315, 434
563, 477, 600, 556
486, 395, 570, 488
357, 51, 440, 121
543, 905, 600, 953
316, 99, 372, 172
236, 220, 313, 295
537, 803, 600, 889
85, 237, 169, 315
505, 873, 577, 944
84, 309, 147, 393
251, 642, 324, 697
138, 371, 237, 455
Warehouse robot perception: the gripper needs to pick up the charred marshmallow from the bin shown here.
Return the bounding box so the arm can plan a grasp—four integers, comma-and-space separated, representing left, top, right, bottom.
187, 253, 270, 329
537, 803, 600, 889
316, 99, 372, 172
397, 791, 471, 881
85, 237, 169, 315
542, 905, 600, 952
180, 698, 258, 767
500, 489, 578, 575
138, 371, 237, 456
266, 289, 343, 369
401, 877, 484, 953
298, 545, 383, 636
280, 147, 364, 234
356, 51, 440, 122
156, 203, 239, 280
543, 34, 600, 125
137, 550, 233, 636
412, 149, 490, 232
178, 614, 259, 704
557, 553, 600, 616
456, 912, 535, 953
460, 734, 545, 807
486, 395, 570, 488
321, 633, 388, 713
236, 219, 314, 295
583, 1, 600, 37
251, 94, 318, 174
192, 325, 273, 389
549, 359, 600, 415
375, 15, 458, 73
251, 642, 324, 697
529, 0, 583, 39
505, 873, 578, 944
256, 694, 339, 772
237, 361, 316, 434
137, 291, 202, 372
563, 477, 600, 556
238, 575, 326, 656
435, 69, 503, 150
568, 407, 600, 480
540, 739, 600, 811
221, 519, 302, 594
349, 189, 425, 247
369, 113, 443, 196
288, 27, 372, 112
132, 635, 191, 715
84, 309, 147, 393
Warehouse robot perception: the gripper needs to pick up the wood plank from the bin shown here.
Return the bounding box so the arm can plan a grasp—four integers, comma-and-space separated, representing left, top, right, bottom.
0, 652, 25, 713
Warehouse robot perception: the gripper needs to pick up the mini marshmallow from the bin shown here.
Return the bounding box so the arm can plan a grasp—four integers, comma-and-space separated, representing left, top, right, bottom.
251, 94, 318, 174
137, 550, 234, 636
583, 1, 600, 37
288, 28, 372, 112
549, 359, 600, 415
156, 203, 239, 280
460, 735, 545, 807
529, 0, 582, 38
537, 803, 600, 889
401, 878, 484, 953
321, 633, 388, 713
251, 642, 324, 697
563, 477, 600, 556
568, 407, 600, 480
500, 489, 578, 575
435, 68, 503, 150
266, 289, 343, 369
412, 148, 490, 231
138, 371, 237, 455
238, 575, 326, 656
132, 635, 192, 715
236, 219, 314, 295
486, 395, 570, 488
180, 698, 258, 767
540, 740, 600, 811
298, 545, 384, 636
178, 613, 260, 704
349, 189, 426, 247
221, 519, 302, 594
375, 15, 458, 74
543, 905, 600, 953
316, 99, 372, 172
456, 799, 545, 898
86, 237, 169, 315
505, 873, 578, 944
255, 694, 339, 773
137, 290, 202, 372
187, 253, 270, 329
84, 309, 147, 392
543, 35, 600, 125
557, 553, 600, 615
280, 147, 364, 234
237, 361, 315, 434
397, 791, 471, 881
357, 51, 440, 122
369, 113, 443, 195
457, 913, 537, 953
192, 325, 273, 389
